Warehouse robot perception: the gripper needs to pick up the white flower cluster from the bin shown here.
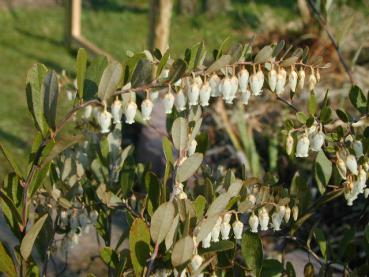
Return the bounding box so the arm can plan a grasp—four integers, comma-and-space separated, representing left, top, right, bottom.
290, 123, 326, 158
88, 64, 320, 134
336, 139, 368, 205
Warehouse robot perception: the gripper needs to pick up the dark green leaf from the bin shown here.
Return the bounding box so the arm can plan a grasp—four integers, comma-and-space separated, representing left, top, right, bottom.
272, 40, 285, 57
260, 259, 284, 277
336, 109, 350, 123
76, 48, 88, 99
100, 247, 119, 269
156, 50, 170, 77
314, 152, 332, 194
206, 54, 232, 74
296, 112, 308, 124
308, 93, 317, 116
0, 142, 24, 177
314, 228, 327, 260
168, 59, 187, 83
286, 261, 296, 277
131, 59, 153, 87
84, 55, 108, 101
0, 242, 17, 277
349, 85, 367, 113
320, 106, 332, 124
241, 231, 263, 277
42, 71, 58, 130
162, 137, 174, 164
199, 240, 234, 255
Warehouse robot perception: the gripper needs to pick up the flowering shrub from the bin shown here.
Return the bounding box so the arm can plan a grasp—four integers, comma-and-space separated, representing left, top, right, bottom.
0, 40, 368, 276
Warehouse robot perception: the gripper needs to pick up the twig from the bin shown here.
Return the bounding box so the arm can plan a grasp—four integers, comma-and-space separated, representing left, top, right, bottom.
145, 242, 159, 277
306, 0, 354, 84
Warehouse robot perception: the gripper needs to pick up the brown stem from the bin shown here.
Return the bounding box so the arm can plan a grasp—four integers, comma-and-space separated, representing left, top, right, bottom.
145, 242, 159, 277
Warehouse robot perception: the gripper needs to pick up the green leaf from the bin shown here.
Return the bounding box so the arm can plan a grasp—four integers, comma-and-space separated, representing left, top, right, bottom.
260, 259, 284, 277
336, 109, 350, 123
162, 137, 174, 164
308, 93, 317, 116
188, 42, 204, 70
98, 61, 123, 100
26, 63, 49, 136
296, 112, 308, 124
156, 49, 170, 77
206, 54, 232, 74
42, 71, 59, 130
100, 247, 119, 269
349, 85, 367, 114
129, 219, 151, 276
206, 193, 231, 217
241, 231, 263, 277
171, 236, 194, 267
131, 59, 153, 87
171, 117, 188, 152
168, 59, 187, 83
314, 152, 332, 194
176, 153, 203, 182
193, 195, 207, 221
320, 106, 332, 124
272, 40, 285, 57
254, 45, 273, 64
145, 172, 160, 216
286, 261, 296, 277
365, 224, 369, 244
150, 202, 176, 244
0, 242, 17, 277
165, 214, 179, 250
0, 142, 24, 178
313, 228, 327, 260
280, 56, 299, 67
84, 55, 108, 101
198, 240, 234, 255
20, 214, 49, 260
76, 48, 88, 99
0, 190, 22, 239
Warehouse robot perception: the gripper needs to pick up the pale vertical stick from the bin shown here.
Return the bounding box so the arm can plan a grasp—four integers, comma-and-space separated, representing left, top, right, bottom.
71, 0, 81, 37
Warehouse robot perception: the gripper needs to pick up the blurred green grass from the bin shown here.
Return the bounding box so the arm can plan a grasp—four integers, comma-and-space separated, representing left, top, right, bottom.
0, 0, 300, 174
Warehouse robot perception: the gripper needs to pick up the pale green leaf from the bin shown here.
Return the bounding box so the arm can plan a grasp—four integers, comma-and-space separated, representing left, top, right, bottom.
171, 236, 194, 267
150, 202, 176, 244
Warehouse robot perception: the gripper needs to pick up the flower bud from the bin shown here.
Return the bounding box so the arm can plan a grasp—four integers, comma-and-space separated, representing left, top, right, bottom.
295, 134, 309, 158
209, 73, 221, 97
268, 69, 277, 92
211, 217, 222, 242
286, 132, 294, 155
292, 205, 299, 221
220, 222, 231, 240
200, 82, 211, 107
258, 208, 269, 231
175, 89, 187, 111
346, 154, 358, 175
238, 68, 249, 93
191, 254, 204, 272
98, 110, 112, 133
202, 232, 211, 248
310, 131, 325, 152
249, 213, 259, 233
353, 140, 363, 158
189, 82, 200, 106
232, 220, 244, 239
298, 68, 305, 90
188, 139, 197, 156
141, 98, 154, 121
289, 69, 298, 92
241, 89, 251, 105
221, 77, 232, 102
111, 99, 123, 124
125, 101, 137, 124
83, 105, 92, 119
164, 92, 175, 114
284, 206, 291, 222
272, 212, 282, 231
308, 73, 317, 91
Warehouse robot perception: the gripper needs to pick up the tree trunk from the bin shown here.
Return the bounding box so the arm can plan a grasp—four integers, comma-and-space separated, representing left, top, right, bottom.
178, 0, 197, 16
148, 0, 173, 53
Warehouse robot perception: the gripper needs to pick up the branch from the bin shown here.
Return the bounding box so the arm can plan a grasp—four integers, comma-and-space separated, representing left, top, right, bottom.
145, 242, 159, 277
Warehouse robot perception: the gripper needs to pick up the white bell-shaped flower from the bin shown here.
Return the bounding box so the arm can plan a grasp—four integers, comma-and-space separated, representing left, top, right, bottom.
228, 75, 239, 103
98, 109, 112, 133
83, 105, 93, 119
175, 89, 187, 111
238, 68, 249, 93
284, 206, 291, 222
247, 194, 256, 205
111, 99, 123, 124
188, 139, 197, 156
344, 181, 357, 206
298, 68, 305, 90
292, 205, 299, 221
194, 76, 203, 87
200, 82, 211, 107
308, 73, 317, 91
223, 213, 232, 224
250, 73, 260, 96
189, 82, 200, 106
275, 73, 285, 96
191, 254, 204, 272
357, 168, 367, 193
277, 205, 286, 220
346, 154, 358, 175
353, 140, 363, 158
365, 188, 369, 199
202, 232, 211, 248
241, 89, 251, 105
289, 69, 298, 92
268, 69, 277, 92
286, 132, 294, 155
211, 217, 222, 242
220, 222, 231, 240
296, 134, 310, 158
272, 212, 282, 231
256, 67, 264, 93
164, 92, 175, 114
209, 73, 221, 97
66, 90, 76, 101
249, 213, 259, 233
232, 220, 244, 239
125, 101, 137, 124
310, 131, 325, 151
258, 208, 269, 231
221, 77, 232, 102
141, 98, 153, 121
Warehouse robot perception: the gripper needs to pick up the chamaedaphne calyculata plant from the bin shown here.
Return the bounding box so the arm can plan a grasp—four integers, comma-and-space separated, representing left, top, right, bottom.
0, 39, 368, 277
